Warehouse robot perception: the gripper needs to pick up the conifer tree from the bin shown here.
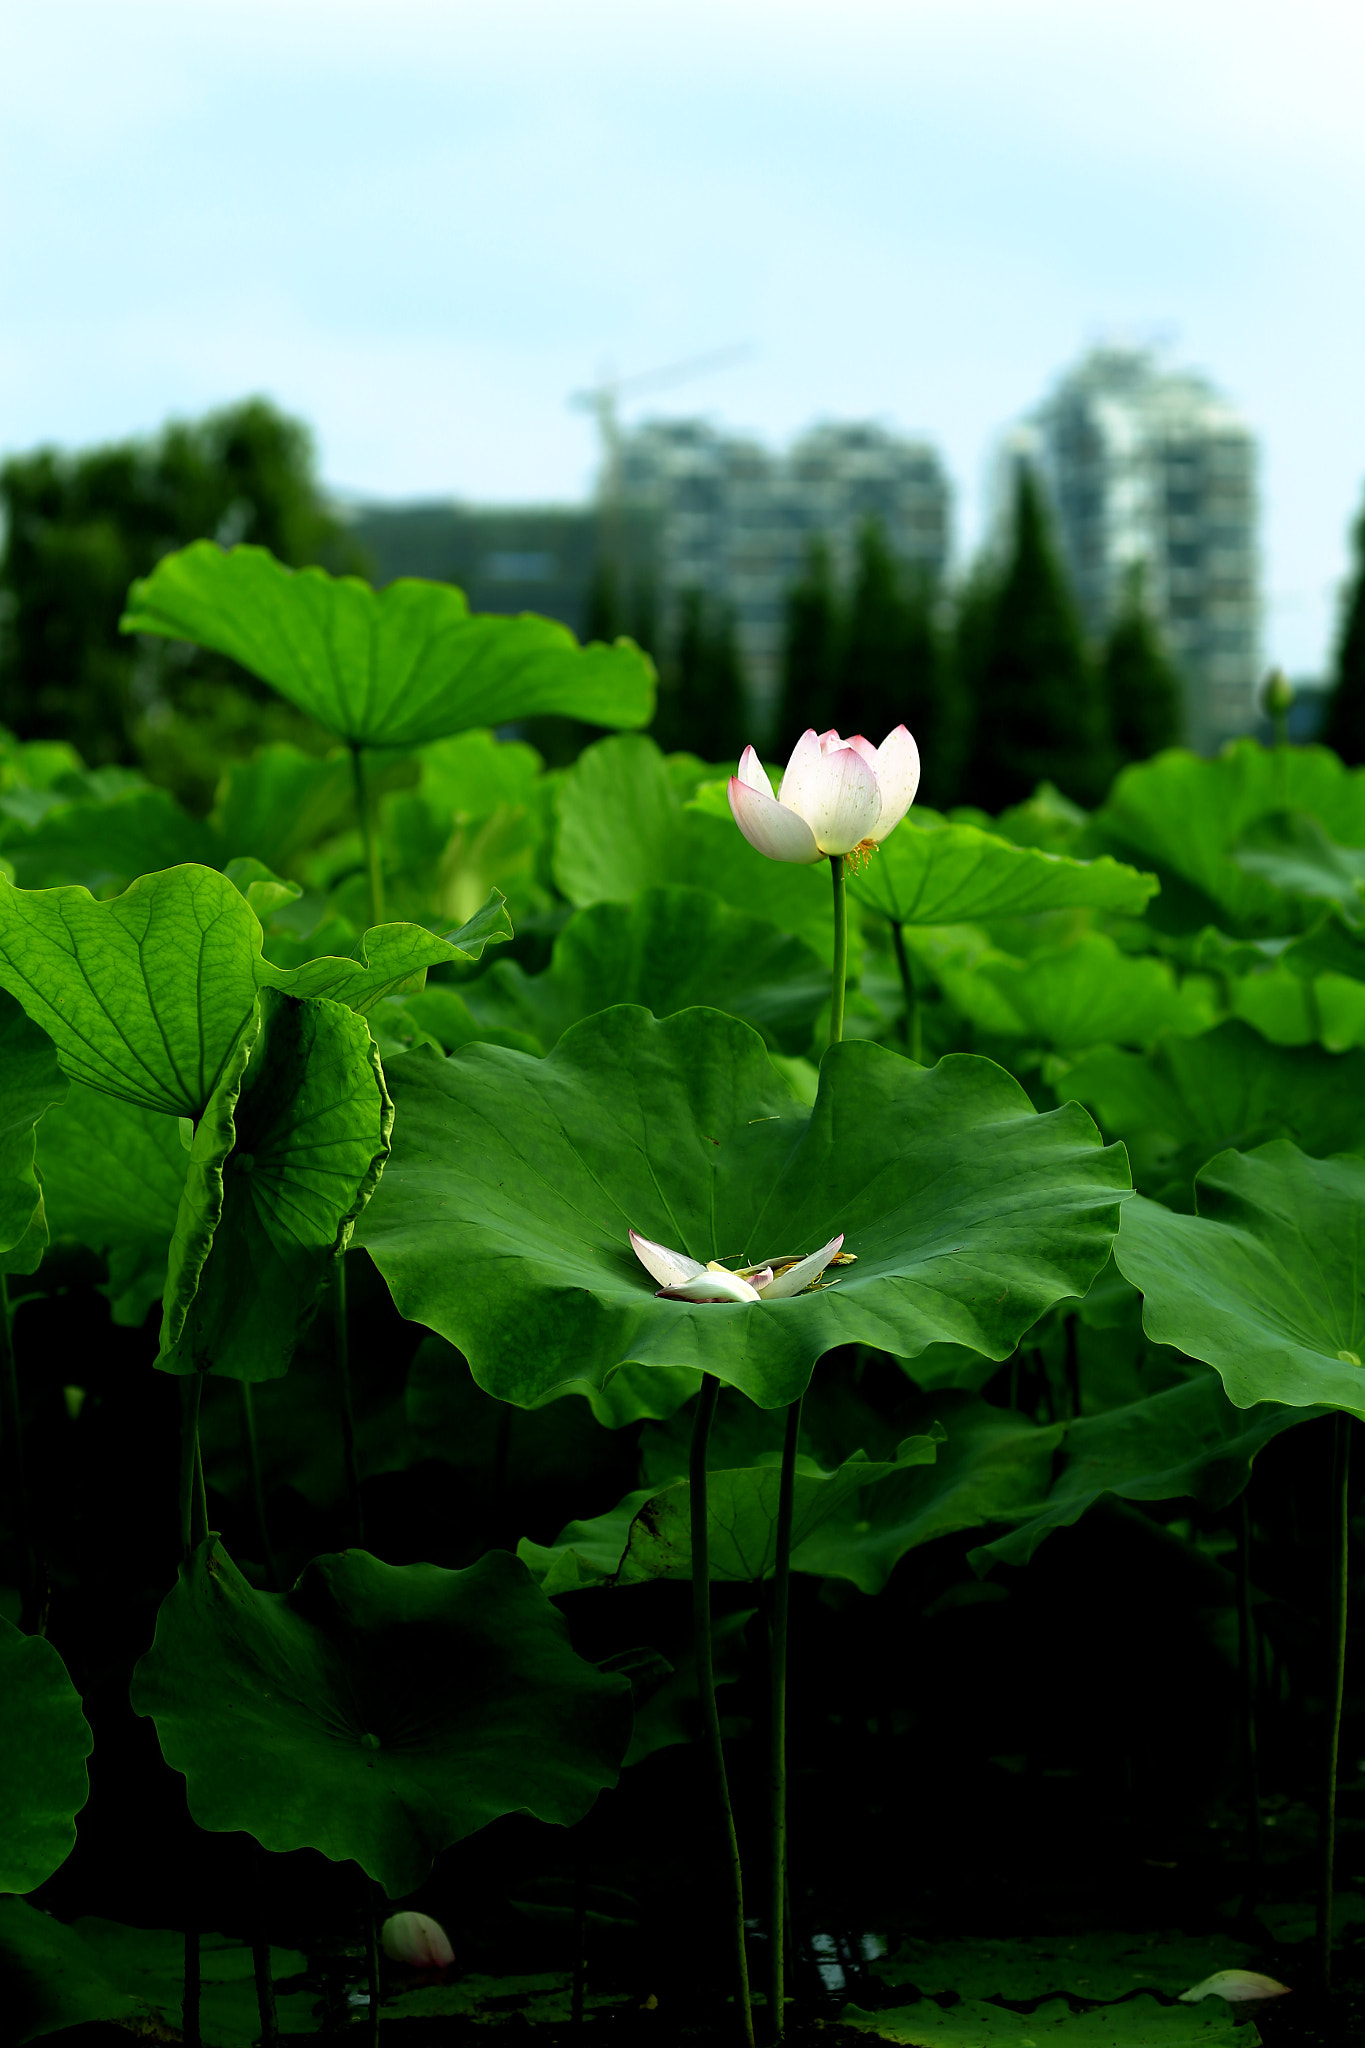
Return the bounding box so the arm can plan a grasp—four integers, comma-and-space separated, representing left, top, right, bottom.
652, 587, 749, 761
1102, 564, 1183, 763
836, 520, 953, 803
1323, 495, 1365, 765
776, 538, 842, 742
966, 465, 1112, 811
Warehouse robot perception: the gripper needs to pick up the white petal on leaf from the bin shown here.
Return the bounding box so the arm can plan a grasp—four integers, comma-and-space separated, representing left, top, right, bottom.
1180, 1971, 1291, 2004
629, 1228, 706, 1288
754, 1233, 845, 1300
656, 1269, 762, 1303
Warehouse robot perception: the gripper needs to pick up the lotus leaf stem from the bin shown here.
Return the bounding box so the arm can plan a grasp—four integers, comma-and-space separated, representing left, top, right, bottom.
363, 1870, 381, 2044
1319, 1409, 1351, 1991
889, 920, 922, 1062
769, 1392, 803, 2038
691, 1373, 754, 2046
252, 1933, 279, 2047
179, 1370, 208, 1561
0, 1272, 42, 1634
335, 1254, 365, 1544
1235, 1492, 1263, 1896
183, 1928, 201, 2048
351, 743, 385, 928
241, 1382, 281, 1591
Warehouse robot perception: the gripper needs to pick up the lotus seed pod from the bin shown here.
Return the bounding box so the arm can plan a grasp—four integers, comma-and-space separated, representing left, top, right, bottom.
381, 1911, 455, 1968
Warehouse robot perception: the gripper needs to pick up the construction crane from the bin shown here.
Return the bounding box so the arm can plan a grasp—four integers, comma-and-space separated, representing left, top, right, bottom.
570, 343, 753, 511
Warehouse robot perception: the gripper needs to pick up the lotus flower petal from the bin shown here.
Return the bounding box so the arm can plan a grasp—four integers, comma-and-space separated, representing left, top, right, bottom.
381, 1912, 455, 1969
629, 1228, 706, 1289
780, 735, 881, 856
828, 730, 881, 774
868, 725, 921, 842
735, 744, 772, 796
727, 774, 822, 865
656, 1268, 762, 1303
1180, 1970, 1290, 2004
753, 1233, 845, 1300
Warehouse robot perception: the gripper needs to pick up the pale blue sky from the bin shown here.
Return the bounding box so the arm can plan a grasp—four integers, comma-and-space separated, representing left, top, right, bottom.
2, 0, 1363, 671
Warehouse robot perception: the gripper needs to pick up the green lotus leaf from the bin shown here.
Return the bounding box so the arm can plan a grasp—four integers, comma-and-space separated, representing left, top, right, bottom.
35, 1082, 189, 1323
843, 1993, 1242, 2045
355, 1008, 1128, 1412
417, 728, 546, 819
972, 1367, 1321, 1572
1114, 1142, 1365, 1421
121, 542, 655, 748
850, 813, 1155, 927
211, 742, 411, 872
0, 1619, 93, 1893
162, 990, 391, 1379
386, 1973, 627, 2026
0, 1900, 312, 2047
1232, 809, 1365, 921
873, 1929, 1257, 2002
0, 992, 67, 1254
927, 930, 1219, 1051
1059, 1021, 1365, 1198
0, 784, 218, 893
262, 889, 513, 1012
130, 1541, 633, 1895
466, 887, 829, 1055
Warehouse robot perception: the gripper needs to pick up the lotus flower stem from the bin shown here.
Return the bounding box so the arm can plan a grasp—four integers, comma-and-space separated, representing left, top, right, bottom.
351, 744, 385, 928
690, 1373, 754, 2046
1319, 1410, 1352, 1991
0, 1274, 41, 1634
334, 1255, 365, 1544
240, 1382, 281, 1591
829, 856, 847, 1049
183, 1928, 201, 2048
179, 1369, 208, 1562
1234, 1493, 1263, 1896
769, 1392, 803, 2038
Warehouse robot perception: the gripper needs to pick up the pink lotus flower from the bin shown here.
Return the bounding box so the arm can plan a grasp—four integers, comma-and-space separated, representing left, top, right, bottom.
629, 1229, 847, 1304
380, 1911, 454, 1968
727, 726, 920, 866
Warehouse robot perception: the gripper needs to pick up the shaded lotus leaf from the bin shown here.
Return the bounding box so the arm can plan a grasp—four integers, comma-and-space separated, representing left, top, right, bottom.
131, 1541, 632, 1894
1232, 809, 1365, 921
404, 1337, 640, 1491
387, 1973, 627, 2025
355, 1008, 1128, 1412
212, 742, 363, 870
0, 1899, 311, 2046
873, 1929, 1257, 2002
1115, 1143, 1365, 1420
161, 990, 392, 1379
553, 736, 852, 969
466, 886, 829, 1055
934, 931, 1219, 1051
264, 891, 513, 1012
0, 1620, 93, 1893
0, 783, 219, 893
844, 1992, 1242, 2044
850, 812, 1155, 927
1058, 1021, 1365, 1200
0, 992, 67, 1254
517, 1435, 940, 1593
972, 1367, 1324, 1573
122, 542, 655, 748
35, 1081, 188, 1324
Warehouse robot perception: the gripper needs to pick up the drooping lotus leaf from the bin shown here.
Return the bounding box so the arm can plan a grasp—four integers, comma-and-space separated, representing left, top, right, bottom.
0, 1619, 93, 1893
517, 1434, 941, 1593
466, 886, 830, 1055
923, 930, 1219, 1051
843, 1993, 1242, 2045
873, 1929, 1257, 2001
263, 889, 514, 1010
0, 992, 66, 1253
849, 812, 1155, 927
121, 542, 655, 748
355, 1007, 1129, 1411
0, 1899, 312, 2047
161, 990, 392, 1378
971, 1368, 1321, 1572
131, 1541, 633, 1895
1059, 1021, 1365, 1197
35, 1082, 189, 1323
1114, 1142, 1365, 1420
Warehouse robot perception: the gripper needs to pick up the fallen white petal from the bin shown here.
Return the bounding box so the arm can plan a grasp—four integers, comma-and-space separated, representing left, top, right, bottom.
656, 1269, 762, 1303
754, 1233, 845, 1300
630, 1228, 706, 1289
727, 775, 822, 864
1179, 1970, 1291, 2004
868, 726, 922, 842
381, 1912, 455, 1969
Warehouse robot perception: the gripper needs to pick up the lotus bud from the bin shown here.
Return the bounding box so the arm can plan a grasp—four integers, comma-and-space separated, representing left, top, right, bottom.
380, 1911, 455, 1969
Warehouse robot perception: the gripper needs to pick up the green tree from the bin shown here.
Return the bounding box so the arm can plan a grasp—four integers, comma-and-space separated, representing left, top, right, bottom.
836, 521, 955, 803
0, 398, 357, 804
651, 587, 749, 761
966, 466, 1112, 811
777, 537, 843, 743
1322, 495, 1365, 765
1102, 564, 1183, 764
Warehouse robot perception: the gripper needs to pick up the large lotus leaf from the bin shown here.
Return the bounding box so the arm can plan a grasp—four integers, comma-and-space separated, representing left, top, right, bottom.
0, 1620, 93, 1893
1114, 1142, 1365, 1421
417, 728, 546, 819
517, 1435, 940, 1593
386, 1973, 627, 2026
1232, 809, 1365, 922
1058, 1021, 1365, 1198
972, 1368, 1321, 1572
131, 1541, 633, 1895
850, 813, 1155, 927
263, 891, 513, 1012
36, 1082, 188, 1324
1085, 740, 1365, 935
212, 743, 421, 872
355, 1008, 1128, 1411
0, 784, 219, 893
161, 991, 391, 1379
122, 542, 655, 748
466, 887, 829, 1056
944, 932, 1219, 1050
0, 992, 67, 1254
843, 1995, 1242, 2046
553, 736, 851, 969
874, 1930, 1257, 2001
0, 1900, 312, 2047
